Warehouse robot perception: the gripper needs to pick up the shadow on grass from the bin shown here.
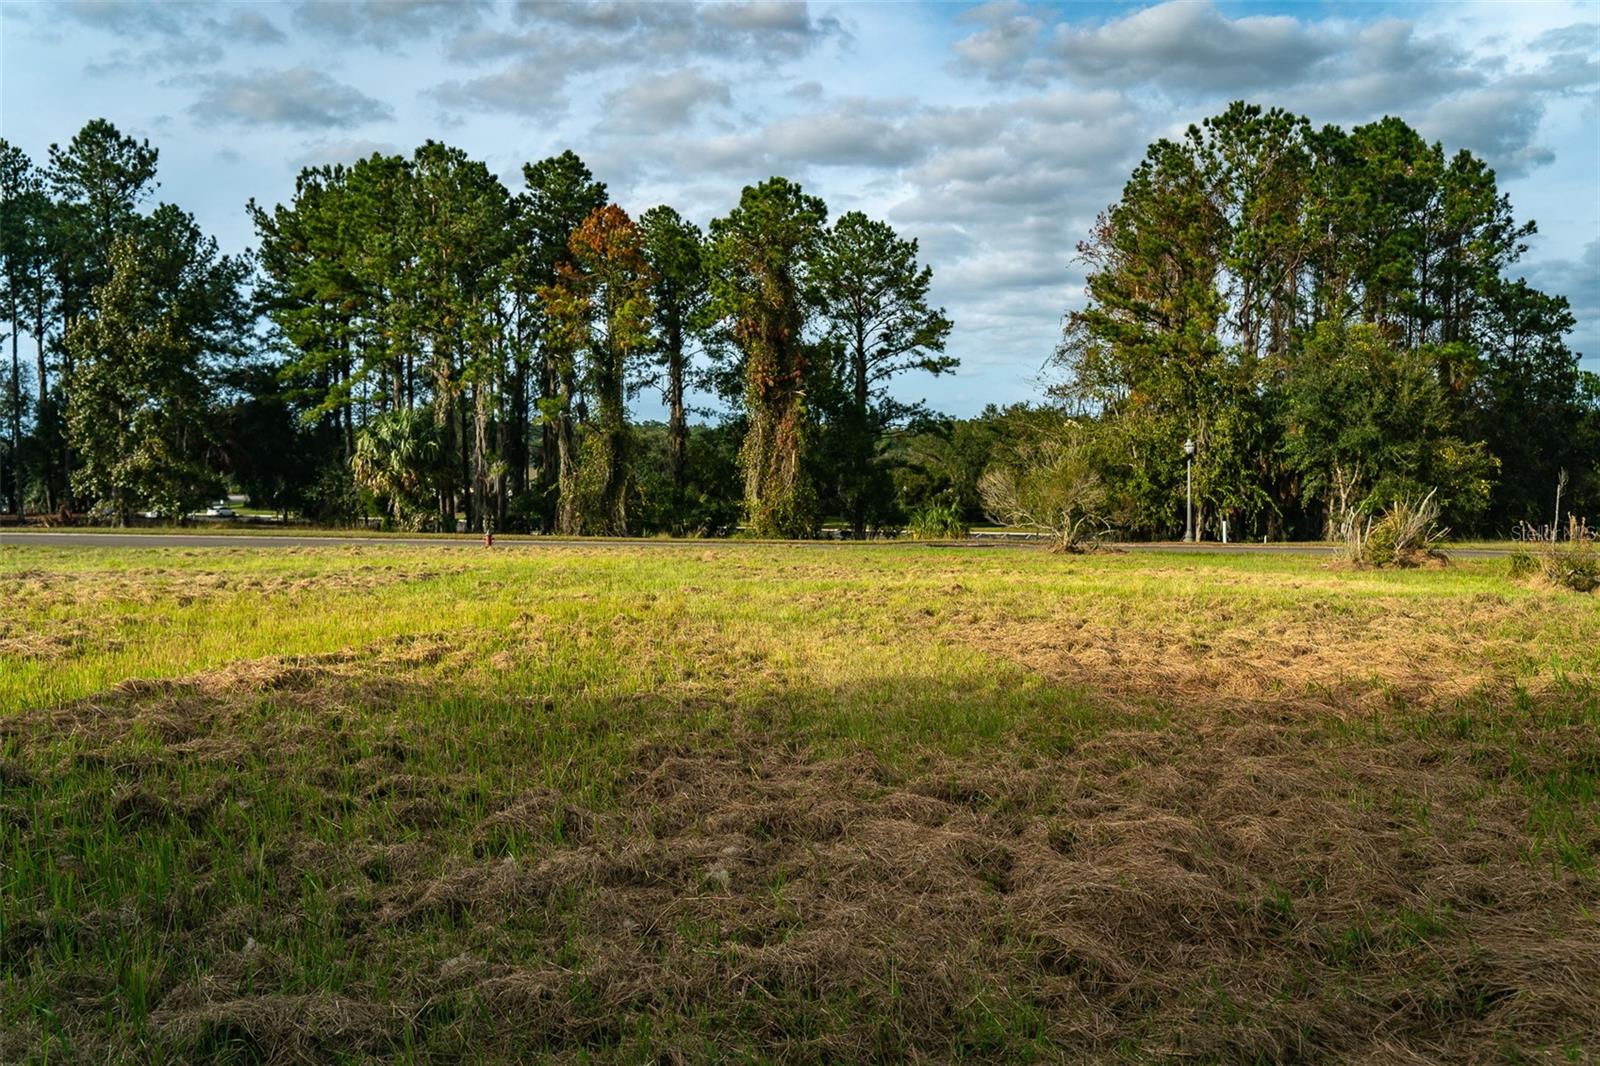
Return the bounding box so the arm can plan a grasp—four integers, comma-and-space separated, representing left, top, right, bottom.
2, 657, 1598, 1063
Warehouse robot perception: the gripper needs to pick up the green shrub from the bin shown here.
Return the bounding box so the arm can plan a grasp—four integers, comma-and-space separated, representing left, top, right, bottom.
1541, 546, 1599, 592
907, 500, 970, 540
1507, 518, 1597, 592
1534, 519, 1599, 592
1362, 516, 1399, 567
1344, 490, 1448, 568
978, 421, 1107, 552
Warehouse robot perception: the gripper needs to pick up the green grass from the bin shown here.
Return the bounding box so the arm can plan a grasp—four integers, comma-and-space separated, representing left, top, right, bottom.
2, 542, 1598, 1062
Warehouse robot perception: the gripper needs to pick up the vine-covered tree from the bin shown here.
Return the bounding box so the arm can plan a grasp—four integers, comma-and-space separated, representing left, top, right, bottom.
708, 177, 828, 538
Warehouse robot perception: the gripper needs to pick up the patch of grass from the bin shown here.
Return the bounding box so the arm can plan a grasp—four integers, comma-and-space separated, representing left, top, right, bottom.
2, 542, 1598, 1061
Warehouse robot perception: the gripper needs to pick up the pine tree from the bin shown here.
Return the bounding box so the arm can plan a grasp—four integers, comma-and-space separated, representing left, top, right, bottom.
813, 211, 954, 537
64, 212, 246, 523
639, 205, 710, 502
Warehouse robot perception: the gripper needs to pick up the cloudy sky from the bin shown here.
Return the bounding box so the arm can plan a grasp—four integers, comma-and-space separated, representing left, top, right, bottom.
2, 0, 1597, 416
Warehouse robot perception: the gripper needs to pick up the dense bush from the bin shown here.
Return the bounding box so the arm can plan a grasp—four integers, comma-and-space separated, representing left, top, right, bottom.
907, 500, 969, 540
979, 417, 1109, 552
1520, 519, 1599, 592
1344, 491, 1449, 567
1539, 541, 1599, 592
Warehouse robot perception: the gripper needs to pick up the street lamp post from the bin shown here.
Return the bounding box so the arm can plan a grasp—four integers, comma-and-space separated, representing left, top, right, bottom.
1183, 438, 1196, 543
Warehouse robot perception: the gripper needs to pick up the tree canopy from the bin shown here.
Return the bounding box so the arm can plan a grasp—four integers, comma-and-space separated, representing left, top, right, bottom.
2, 108, 1593, 540
1055, 102, 1596, 539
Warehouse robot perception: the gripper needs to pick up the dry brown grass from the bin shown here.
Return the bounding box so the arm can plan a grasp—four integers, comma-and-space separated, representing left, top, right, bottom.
8, 660, 1598, 1061
956, 590, 1553, 714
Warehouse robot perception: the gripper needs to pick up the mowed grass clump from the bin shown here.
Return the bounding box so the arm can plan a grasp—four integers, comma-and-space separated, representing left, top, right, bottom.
2, 542, 1599, 1062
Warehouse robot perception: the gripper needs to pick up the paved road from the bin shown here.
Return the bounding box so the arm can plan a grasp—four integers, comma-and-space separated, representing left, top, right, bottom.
2, 531, 720, 551
0, 530, 1516, 557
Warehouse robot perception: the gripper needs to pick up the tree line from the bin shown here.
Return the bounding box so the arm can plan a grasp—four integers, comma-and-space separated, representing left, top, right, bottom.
0, 121, 953, 536
1, 106, 1595, 540
1053, 102, 1598, 539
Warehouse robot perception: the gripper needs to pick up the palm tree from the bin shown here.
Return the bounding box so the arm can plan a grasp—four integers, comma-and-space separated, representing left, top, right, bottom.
351, 409, 443, 530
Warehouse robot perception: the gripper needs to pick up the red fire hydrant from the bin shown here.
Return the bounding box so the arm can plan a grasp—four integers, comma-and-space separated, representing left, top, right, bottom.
483, 529, 494, 548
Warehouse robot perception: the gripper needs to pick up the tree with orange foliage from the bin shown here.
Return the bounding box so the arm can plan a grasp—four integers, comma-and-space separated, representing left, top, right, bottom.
541, 204, 653, 534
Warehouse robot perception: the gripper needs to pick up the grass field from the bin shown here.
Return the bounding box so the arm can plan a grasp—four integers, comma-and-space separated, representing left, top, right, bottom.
2, 542, 1598, 1062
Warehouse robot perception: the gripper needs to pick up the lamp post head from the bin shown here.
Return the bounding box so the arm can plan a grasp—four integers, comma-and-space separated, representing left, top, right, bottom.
1183, 438, 1195, 458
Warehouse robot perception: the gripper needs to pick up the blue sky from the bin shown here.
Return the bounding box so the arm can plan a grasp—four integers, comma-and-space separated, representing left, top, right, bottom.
2, 0, 1596, 417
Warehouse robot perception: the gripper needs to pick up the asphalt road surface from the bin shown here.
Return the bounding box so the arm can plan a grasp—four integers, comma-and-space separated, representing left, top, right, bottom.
0, 530, 1515, 557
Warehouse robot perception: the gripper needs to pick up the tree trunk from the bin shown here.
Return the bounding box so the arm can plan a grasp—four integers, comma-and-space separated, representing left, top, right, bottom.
743, 312, 813, 539
31, 303, 51, 512
850, 329, 869, 540
459, 389, 472, 534
433, 358, 455, 532
340, 342, 354, 463
538, 349, 559, 532
510, 315, 528, 501
593, 335, 630, 537
556, 374, 578, 535
667, 319, 686, 495
510, 358, 526, 498
495, 357, 510, 531
8, 305, 20, 517
473, 381, 492, 533
58, 304, 73, 514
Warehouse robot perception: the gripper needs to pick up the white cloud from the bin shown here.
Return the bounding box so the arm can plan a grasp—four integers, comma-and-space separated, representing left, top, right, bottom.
293, 0, 491, 48
433, 57, 571, 118
513, 0, 847, 59
952, 0, 1045, 81
66, 0, 288, 72
1052, 2, 1338, 93
605, 68, 732, 132
291, 138, 406, 170
14, 0, 1598, 411
188, 68, 394, 129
